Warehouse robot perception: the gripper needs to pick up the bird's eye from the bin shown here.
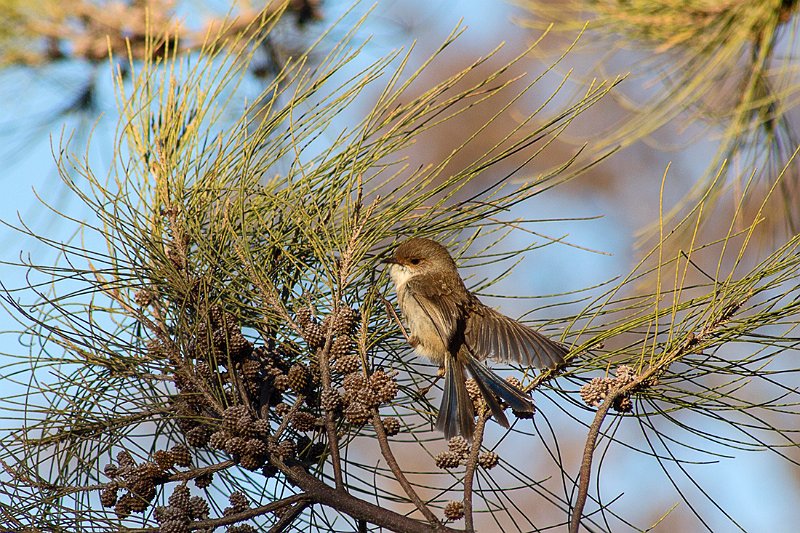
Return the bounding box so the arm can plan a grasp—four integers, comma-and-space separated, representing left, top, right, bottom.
410, 258, 421, 265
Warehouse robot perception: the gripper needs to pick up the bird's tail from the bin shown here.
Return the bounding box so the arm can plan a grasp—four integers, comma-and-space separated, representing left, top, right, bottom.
437, 353, 535, 440
437, 356, 475, 440
465, 355, 535, 415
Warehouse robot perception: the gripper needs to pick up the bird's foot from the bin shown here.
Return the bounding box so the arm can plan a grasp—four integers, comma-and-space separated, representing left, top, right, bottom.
416, 372, 443, 398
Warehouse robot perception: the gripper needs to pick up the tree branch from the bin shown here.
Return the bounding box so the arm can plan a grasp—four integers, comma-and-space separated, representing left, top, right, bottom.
317, 335, 344, 489
123, 494, 309, 532
569, 381, 623, 533
267, 499, 311, 533
569, 299, 746, 532
190, 494, 309, 531
463, 411, 488, 532
272, 455, 463, 533
371, 411, 441, 528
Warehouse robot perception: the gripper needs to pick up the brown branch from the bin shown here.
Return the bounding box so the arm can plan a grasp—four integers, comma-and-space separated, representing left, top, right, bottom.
23, 407, 161, 447
463, 411, 488, 532
383, 296, 413, 344
569, 296, 747, 532
317, 334, 344, 489
271, 455, 464, 533
237, 235, 346, 488
1, 458, 235, 498
126, 494, 309, 532
273, 394, 305, 440
371, 412, 441, 528
267, 499, 311, 533
189, 494, 309, 531
236, 237, 344, 488
568, 381, 624, 533
166, 460, 235, 483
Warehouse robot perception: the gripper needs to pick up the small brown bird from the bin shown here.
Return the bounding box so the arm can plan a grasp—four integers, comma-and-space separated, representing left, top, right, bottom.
384, 237, 567, 439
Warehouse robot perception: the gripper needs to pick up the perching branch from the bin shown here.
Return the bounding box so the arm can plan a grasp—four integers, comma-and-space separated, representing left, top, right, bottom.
462, 411, 489, 533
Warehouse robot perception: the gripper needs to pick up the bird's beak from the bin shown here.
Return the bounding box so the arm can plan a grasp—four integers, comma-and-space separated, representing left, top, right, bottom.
382, 257, 399, 265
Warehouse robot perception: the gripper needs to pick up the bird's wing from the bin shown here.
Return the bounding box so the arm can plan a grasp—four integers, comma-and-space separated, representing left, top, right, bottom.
404, 275, 466, 349
465, 298, 567, 368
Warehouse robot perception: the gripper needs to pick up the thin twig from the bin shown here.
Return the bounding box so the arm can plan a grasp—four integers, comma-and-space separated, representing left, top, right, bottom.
463, 410, 489, 532
191, 494, 309, 531
166, 460, 235, 483
273, 394, 306, 440
317, 334, 344, 489
383, 295, 413, 343
126, 494, 309, 532
266, 499, 312, 533
371, 411, 441, 528
89, 265, 223, 414
1, 459, 236, 497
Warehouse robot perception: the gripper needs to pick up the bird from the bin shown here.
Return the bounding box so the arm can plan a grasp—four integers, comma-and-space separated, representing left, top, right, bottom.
383, 237, 567, 439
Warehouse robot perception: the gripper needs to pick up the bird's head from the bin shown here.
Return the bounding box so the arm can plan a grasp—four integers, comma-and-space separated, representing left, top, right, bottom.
382, 237, 458, 287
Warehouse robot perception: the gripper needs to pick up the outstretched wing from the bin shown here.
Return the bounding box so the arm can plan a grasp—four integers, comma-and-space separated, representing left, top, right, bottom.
465, 298, 567, 368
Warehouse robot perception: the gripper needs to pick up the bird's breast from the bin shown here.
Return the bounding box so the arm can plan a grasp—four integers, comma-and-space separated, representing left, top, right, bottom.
397, 288, 448, 365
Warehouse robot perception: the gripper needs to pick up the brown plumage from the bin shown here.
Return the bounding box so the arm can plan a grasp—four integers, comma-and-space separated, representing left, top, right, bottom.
384, 237, 567, 439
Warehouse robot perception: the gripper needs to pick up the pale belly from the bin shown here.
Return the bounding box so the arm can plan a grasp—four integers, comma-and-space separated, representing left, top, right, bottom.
390, 264, 449, 365
398, 290, 447, 365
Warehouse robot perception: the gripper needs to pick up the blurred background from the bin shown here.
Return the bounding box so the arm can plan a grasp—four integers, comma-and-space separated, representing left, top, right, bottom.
1, 0, 798, 531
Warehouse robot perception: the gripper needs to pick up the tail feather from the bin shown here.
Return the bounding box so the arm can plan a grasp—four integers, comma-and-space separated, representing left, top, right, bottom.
466, 364, 510, 429
465, 355, 535, 414
437, 356, 475, 439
